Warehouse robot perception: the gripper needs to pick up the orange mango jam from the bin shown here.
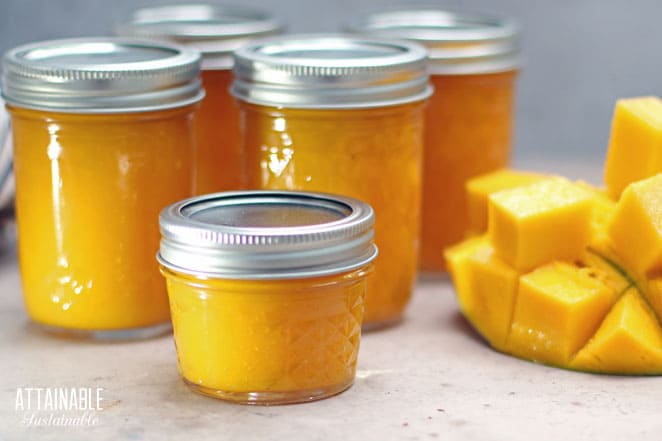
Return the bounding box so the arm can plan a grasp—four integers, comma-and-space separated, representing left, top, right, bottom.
420, 71, 518, 271
161, 266, 370, 404
241, 103, 424, 327
195, 70, 243, 194
10, 106, 196, 333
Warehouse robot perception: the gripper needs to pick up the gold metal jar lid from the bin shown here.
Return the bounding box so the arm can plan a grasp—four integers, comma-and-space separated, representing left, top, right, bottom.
346, 9, 520, 75
158, 191, 378, 280
116, 4, 282, 70
1, 38, 204, 113
231, 34, 432, 109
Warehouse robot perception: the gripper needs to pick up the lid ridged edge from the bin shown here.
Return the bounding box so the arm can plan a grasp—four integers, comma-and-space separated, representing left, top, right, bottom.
158, 190, 378, 280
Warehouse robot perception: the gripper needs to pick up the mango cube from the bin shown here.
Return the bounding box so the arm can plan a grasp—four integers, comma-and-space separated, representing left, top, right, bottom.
488, 178, 593, 271
575, 180, 616, 238
604, 96, 662, 199
571, 288, 662, 374
445, 237, 518, 350
445, 235, 489, 314
466, 170, 548, 234
608, 174, 662, 277
506, 262, 616, 366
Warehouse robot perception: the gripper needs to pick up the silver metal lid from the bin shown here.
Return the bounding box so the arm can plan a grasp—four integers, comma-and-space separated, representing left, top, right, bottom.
346, 10, 520, 75
1, 38, 204, 113
158, 191, 378, 279
231, 34, 432, 109
116, 4, 282, 70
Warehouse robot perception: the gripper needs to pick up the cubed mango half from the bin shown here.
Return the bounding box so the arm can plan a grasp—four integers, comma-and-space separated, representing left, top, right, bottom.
465, 170, 548, 234
506, 262, 616, 366
604, 96, 662, 199
488, 178, 593, 271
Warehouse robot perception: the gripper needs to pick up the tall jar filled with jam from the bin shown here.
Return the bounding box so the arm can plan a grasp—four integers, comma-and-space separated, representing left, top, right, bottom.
1, 38, 203, 339
117, 4, 281, 194
347, 10, 520, 271
232, 35, 431, 328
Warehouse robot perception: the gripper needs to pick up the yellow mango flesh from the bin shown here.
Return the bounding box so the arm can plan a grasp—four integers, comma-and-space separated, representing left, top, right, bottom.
575, 180, 616, 240
488, 178, 593, 271
506, 262, 616, 366
465, 169, 548, 234
604, 97, 662, 199
445, 235, 489, 315
608, 174, 662, 278
445, 237, 518, 350
580, 245, 633, 296
571, 288, 662, 374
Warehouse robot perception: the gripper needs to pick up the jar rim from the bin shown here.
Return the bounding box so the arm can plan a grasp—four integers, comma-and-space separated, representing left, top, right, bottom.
158, 190, 378, 279
115, 4, 283, 70
231, 34, 432, 109
1, 38, 204, 113
345, 9, 520, 75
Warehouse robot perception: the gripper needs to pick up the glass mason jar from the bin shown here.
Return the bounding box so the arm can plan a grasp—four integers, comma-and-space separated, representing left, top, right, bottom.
157, 191, 377, 404
1, 38, 203, 339
231, 36, 431, 328
347, 10, 520, 271
117, 4, 282, 194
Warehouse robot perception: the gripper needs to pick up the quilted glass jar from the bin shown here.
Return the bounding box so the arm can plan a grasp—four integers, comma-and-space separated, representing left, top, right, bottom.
157, 190, 377, 404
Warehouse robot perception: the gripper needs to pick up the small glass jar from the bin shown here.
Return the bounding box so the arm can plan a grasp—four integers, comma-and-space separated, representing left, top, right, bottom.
117, 4, 282, 194
157, 191, 377, 404
2, 38, 203, 338
347, 10, 520, 271
232, 35, 431, 328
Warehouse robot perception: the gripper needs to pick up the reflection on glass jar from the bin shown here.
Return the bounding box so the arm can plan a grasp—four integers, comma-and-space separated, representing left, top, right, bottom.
2, 38, 203, 338
157, 191, 377, 404
117, 4, 282, 194
232, 35, 431, 328
347, 10, 520, 271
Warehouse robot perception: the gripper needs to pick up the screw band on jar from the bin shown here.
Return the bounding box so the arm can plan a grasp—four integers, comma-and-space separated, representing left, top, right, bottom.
346, 10, 520, 75
231, 34, 432, 108
1, 38, 204, 113
116, 4, 283, 70
158, 190, 378, 279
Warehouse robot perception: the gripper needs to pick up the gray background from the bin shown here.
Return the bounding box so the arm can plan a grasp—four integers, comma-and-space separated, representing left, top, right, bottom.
1, 0, 661, 167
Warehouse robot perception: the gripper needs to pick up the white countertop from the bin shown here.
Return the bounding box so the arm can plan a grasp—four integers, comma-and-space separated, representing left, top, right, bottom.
0, 241, 661, 441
